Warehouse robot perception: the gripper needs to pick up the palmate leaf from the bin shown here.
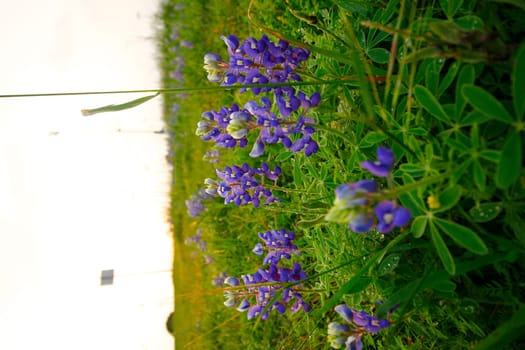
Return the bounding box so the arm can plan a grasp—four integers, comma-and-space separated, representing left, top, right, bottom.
81, 93, 160, 116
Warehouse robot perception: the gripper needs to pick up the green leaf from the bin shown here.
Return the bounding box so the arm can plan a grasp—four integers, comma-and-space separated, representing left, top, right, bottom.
425, 62, 440, 94
359, 131, 388, 147
454, 15, 484, 31
462, 85, 514, 123
408, 127, 428, 136
81, 92, 160, 116
435, 185, 462, 212
451, 159, 471, 183
430, 221, 456, 275
472, 159, 486, 191
496, 131, 522, 189
367, 48, 390, 64
293, 159, 304, 186
333, 0, 369, 16
437, 61, 460, 96
456, 65, 476, 118
512, 41, 525, 118
461, 110, 493, 125
275, 151, 293, 162
469, 203, 503, 222
431, 279, 457, 293
479, 150, 500, 162
414, 85, 451, 123
411, 215, 428, 238
399, 163, 425, 177
434, 218, 488, 255
378, 254, 401, 276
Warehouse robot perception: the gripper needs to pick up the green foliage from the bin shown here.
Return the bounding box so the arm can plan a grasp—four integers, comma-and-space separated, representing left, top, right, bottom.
158, 0, 525, 349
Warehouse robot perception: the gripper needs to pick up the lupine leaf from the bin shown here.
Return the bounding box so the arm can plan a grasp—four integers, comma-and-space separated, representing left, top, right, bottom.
456, 65, 476, 118
81, 93, 160, 116
462, 85, 514, 123
430, 221, 456, 275
378, 254, 401, 275
431, 279, 457, 293
469, 203, 503, 222
359, 131, 388, 147
414, 85, 451, 123
496, 131, 522, 188
367, 48, 390, 63
461, 110, 492, 125
411, 216, 428, 238
454, 15, 484, 31
479, 150, 500, 162
472, 159, 486, 191
437, 61, 460, 96
434, 218, 488, 255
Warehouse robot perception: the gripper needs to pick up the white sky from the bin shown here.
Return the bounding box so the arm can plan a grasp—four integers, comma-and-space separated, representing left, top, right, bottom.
0, 1, 174, 349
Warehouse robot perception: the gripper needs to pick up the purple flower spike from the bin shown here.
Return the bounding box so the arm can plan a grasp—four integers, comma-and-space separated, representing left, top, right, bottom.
361, 146, 395, 177
374, 200, 412, 233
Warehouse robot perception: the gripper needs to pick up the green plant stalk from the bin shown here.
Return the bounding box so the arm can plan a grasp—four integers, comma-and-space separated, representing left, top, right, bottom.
0, 79, 358, 99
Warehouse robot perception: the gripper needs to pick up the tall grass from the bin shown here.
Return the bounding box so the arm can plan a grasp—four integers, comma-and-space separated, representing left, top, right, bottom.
157, 1, 525, 349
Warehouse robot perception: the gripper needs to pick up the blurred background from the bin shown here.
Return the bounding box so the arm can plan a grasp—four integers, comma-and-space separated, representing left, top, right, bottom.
0, 1, 174, 349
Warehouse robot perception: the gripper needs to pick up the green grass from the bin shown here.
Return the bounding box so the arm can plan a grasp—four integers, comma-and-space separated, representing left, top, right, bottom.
157, 1, 525, 349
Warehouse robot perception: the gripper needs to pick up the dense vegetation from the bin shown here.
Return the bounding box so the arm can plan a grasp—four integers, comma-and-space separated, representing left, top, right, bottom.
157, 1, 525, 349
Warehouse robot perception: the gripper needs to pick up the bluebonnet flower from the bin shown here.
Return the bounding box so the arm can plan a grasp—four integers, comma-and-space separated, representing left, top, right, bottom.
360, 146, 395, 178
203, 34, 309, 91
197, 97, 319, 157
252, 228, 300, 265
220, 228, 310, 320
204, 163, 281, 208
202, 34, 321, 146
223, 261, 310, 321
326, 147, 413, 233
328, 304, 391, 350
374, 200, 412, 233
325, 180, 378, 226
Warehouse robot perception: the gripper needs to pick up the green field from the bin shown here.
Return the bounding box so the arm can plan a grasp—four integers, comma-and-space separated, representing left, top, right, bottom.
157, 1, 525, 349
